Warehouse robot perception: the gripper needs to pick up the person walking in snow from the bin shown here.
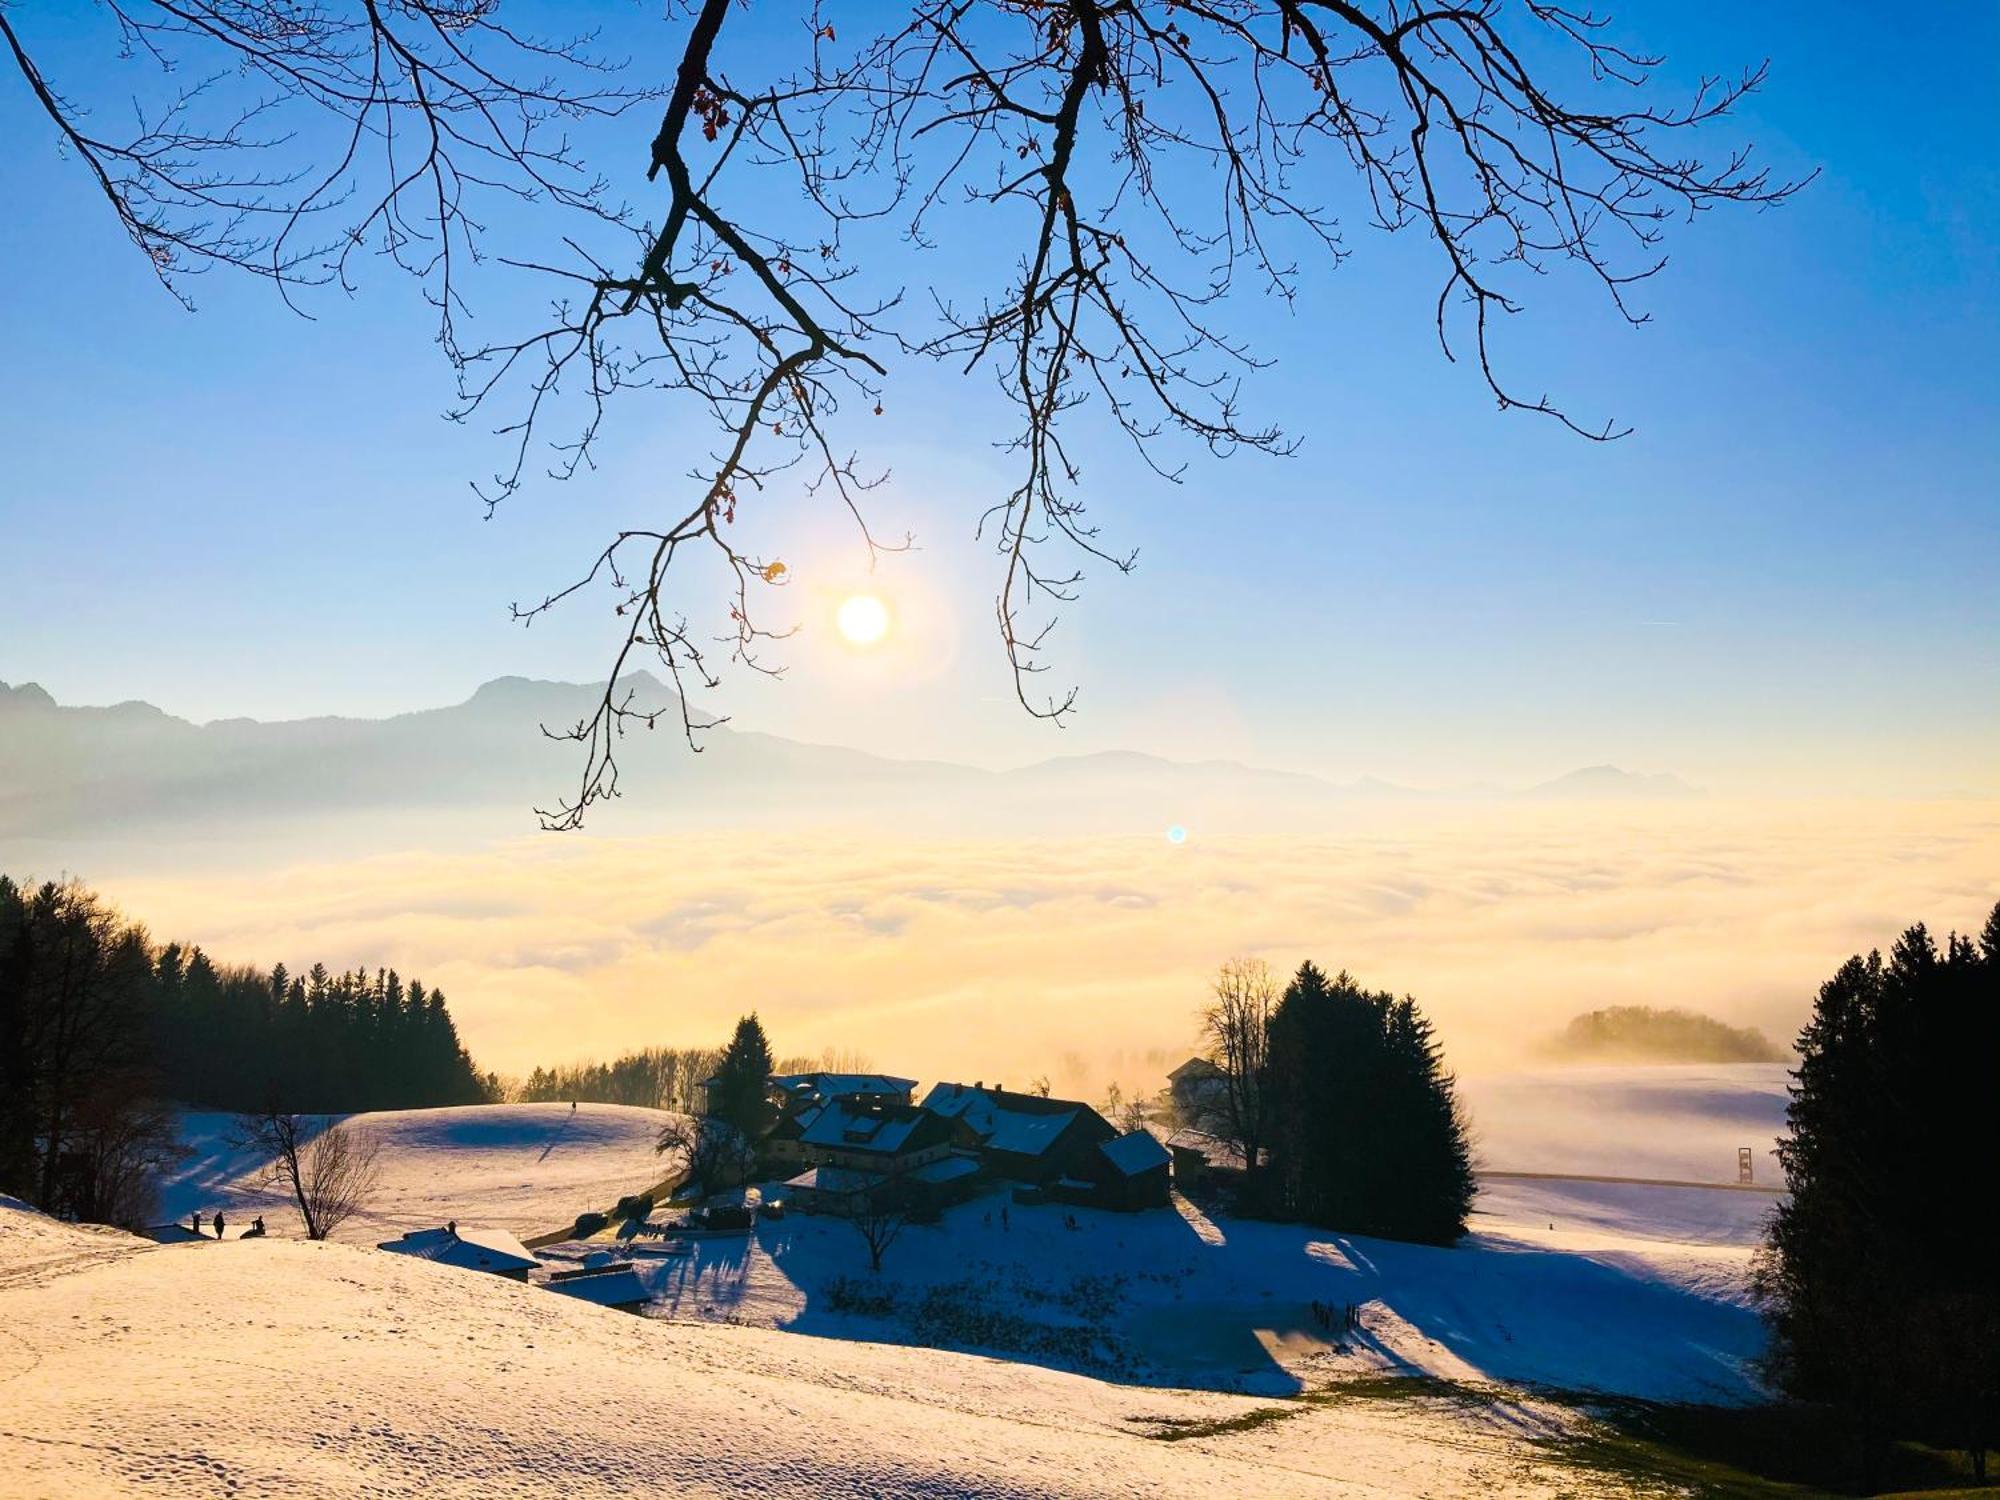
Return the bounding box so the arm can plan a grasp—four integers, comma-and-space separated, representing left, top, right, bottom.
190, 1210, 203, 1237
212, 1211, 226, 1240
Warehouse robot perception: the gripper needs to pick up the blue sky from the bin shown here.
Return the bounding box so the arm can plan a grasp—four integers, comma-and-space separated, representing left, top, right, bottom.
1, 1, 1994, 795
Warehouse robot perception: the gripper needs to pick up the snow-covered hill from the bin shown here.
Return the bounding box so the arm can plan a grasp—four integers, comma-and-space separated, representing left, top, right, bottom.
3, 1067, 1795, 1495
2, 1197, 1642, 1498
157, 1103, 675, 1242
143, 1079, 1776, 1409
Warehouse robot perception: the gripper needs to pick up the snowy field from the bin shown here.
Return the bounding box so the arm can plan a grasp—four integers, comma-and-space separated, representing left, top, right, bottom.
1458, 1064, 1791, 1185
156, 1103, 675, 1242
1, 1067, 1793, 1494
618, 1173, 1767, 1405
0, 1200, 1703, 1498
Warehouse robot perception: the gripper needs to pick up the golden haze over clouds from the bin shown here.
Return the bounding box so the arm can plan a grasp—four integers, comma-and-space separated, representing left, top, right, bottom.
99, 799, 1998, 1091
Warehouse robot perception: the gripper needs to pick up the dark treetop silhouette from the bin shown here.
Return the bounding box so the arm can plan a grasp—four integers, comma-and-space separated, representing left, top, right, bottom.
4, 2, 1802, 824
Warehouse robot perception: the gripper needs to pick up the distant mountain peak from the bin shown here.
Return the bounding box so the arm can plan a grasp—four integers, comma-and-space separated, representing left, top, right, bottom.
0, 681, 58, 711
467, 669, 669, 704
1527, 765, 1700, 800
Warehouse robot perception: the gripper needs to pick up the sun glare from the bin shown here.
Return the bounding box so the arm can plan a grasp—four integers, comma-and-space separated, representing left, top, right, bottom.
836, 593, 892, 647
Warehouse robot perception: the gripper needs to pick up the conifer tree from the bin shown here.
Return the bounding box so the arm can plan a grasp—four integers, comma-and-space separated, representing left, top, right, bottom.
710, 1014, 775, 1133
1264, 963, 1474, 1245
1757, 906, 2000, 1481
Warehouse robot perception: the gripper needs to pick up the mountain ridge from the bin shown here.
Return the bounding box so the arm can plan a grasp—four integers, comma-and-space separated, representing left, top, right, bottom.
0, 674, 1699, 844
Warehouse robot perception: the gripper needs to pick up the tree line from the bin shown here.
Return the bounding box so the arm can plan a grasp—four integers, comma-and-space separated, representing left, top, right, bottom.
0, 876, 491, 1226
513, 1047, 723, 1117
153, 949, 493, 1115
1197, 957, 1476, 1246
508, 1038, 859, 1114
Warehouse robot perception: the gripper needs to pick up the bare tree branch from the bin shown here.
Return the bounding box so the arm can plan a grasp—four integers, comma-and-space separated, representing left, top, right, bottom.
6, 1, 1809, 824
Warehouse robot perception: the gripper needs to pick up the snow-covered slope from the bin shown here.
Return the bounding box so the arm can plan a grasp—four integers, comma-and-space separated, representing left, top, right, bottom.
4, 1066, 1792, 1495
0, 1193, 147, 1285
624, 1182, 1763, 1406
1, 1199, 1631, 1498
157, 1103, 674, 1241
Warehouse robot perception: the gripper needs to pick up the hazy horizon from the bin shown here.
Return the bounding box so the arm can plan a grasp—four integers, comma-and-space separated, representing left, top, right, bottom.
5, 668, 1995, 1093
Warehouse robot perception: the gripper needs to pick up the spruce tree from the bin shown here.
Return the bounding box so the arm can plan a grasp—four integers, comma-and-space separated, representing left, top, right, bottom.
1264, 963, 1474, 1245
1758, 906, 2000, 1480
711, 1014, 775, 1133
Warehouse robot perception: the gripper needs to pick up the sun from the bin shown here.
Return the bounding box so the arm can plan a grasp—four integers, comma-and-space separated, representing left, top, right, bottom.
835, 593, 892, 647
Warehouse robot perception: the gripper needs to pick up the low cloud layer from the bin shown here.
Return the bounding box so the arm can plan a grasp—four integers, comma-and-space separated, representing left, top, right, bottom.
91, 800, 1999, 1096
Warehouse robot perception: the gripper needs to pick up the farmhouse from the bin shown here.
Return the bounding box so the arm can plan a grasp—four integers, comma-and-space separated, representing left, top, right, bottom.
377, 1224, 537, 1280
762, 1073, 921, 1167
1166, 1057, 1229, 1124
919, 1082, 1118, 1186
780, 1099, 977, 1215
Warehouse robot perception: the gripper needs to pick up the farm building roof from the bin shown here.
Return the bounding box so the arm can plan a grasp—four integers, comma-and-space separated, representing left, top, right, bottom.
1099, 1130, 1172, 1177
908, 1155, 981, 1186
770, 1072, 917, 1102
798, 1101, 937, 1155
783, 1165, 886, 1196
919, 1083, 1093, 1157
377, 1225, 537, 1275
545, 1266, 651, 1309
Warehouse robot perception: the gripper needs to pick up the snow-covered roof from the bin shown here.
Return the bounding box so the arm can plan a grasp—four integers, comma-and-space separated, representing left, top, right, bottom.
909, 1155, 981, 1186
919, 1083, 1089, 1157
378, 1225, 537, 1274
783, 1165, 885, 1196
545, 1266, 651, 1308
798, 1101, 932, 1155
770, 1072, 917, 1102
1099, 1130, 1171, 1177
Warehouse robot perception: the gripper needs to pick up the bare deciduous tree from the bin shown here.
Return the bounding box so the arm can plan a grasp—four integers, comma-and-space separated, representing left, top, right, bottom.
1101, 1081, 1149, 1135
240, 1110, 381, 1240
1201, 955, 1276, 1174
848, 1174, 919, 1274
654, 1112, 756, 1195
5, 4, 1807, 824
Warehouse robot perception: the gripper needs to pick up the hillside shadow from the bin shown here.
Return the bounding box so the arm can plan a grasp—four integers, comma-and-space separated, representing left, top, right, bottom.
153, 1110, 347, 1226
769, 1191, 1305, 1395
720, 1188, 1763, 1404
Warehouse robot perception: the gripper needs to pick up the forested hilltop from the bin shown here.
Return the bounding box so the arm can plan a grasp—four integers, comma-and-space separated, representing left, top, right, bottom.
1546, 1005, 1783, 1064
0, 876, 493, 1225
